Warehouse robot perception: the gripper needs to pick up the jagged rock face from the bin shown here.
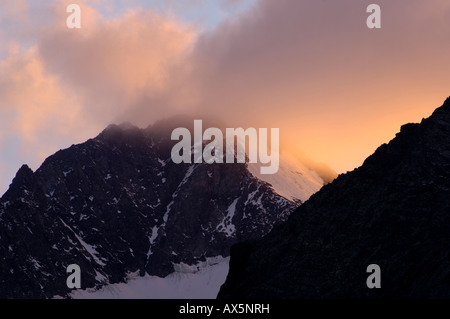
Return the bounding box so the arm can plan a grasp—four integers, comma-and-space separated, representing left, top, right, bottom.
0, 122, 296, 299
219, 97, 450, 299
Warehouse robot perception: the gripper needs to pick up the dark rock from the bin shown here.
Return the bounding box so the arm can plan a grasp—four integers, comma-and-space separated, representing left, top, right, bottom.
0, 118, 299, 298
218, 97, 450, 299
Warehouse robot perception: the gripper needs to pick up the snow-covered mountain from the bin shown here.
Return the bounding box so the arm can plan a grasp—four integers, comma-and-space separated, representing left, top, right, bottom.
0, 117, 332, 298
248, 153, 326, 203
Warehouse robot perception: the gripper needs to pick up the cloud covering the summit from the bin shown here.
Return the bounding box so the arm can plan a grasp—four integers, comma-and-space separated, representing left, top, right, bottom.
0, 0, 449, 193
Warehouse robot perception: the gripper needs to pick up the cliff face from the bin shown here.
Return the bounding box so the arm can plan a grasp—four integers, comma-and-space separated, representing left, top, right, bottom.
219, 97, 450, 299
0, 121, 299, 298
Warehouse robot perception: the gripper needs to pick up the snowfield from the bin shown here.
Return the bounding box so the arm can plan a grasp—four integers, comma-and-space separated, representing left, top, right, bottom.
248, 153, 324, 203
70, 256, 229, 299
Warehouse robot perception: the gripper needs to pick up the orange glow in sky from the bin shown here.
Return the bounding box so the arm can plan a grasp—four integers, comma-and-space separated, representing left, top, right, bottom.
0, 0, 449, 194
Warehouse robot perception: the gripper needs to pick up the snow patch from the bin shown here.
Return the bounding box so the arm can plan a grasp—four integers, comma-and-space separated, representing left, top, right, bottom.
158, 159, 166, 167
248, 153, 324, 202
29, 257, 42, 270
95, 271, 108, 283
59, 218, 106, 267
70, 257, 229, 299
244, 185, 261, 206
216, 198, 238, 237
63, 169, 73, 177
163, 165, 197, 223
147, 226, 159, 258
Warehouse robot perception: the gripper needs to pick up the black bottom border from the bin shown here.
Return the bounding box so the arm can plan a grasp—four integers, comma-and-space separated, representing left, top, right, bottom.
0, 299, 444, 318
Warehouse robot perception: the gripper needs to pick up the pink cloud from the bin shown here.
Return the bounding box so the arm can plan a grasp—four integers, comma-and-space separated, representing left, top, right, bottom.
1, 0, 450, 197
0, 1, 196, 193
142, 0, 450, 172
38, 4, 196, 123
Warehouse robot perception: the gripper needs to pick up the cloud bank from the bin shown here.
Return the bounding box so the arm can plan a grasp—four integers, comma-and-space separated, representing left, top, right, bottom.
1, 0, 450, 194
0, 1, 195, 192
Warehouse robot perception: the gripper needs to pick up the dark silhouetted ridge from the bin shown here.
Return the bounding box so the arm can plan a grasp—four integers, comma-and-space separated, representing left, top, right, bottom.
219, 97, 450, 299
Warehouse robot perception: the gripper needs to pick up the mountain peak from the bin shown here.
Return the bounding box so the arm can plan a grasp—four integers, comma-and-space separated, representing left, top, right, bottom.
102, 122, 139, 134
11, 164, 34, 188
118, 122, 138, 131
431, 96, 450, 120
0, 119, 306, 298
443, 96, 450, 106
16, 164, 33, 177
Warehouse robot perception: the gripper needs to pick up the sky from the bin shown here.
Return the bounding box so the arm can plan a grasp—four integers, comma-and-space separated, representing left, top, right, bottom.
0, 0, 449, 195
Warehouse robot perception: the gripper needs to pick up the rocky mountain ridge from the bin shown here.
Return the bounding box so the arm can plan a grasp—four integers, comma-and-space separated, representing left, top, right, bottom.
219, 97, 450, 299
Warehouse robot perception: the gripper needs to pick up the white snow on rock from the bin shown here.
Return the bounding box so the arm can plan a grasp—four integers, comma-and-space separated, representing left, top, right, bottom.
216, 198, 238, 237
158, 158, 166, 167
63, 169, 73, 177
70, 256, 229, 299
248, 153, 324, 203
163, 164, 197, 223
59, 218, 106, 267
29, 257, 42, 270
147, 225, 159, 258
